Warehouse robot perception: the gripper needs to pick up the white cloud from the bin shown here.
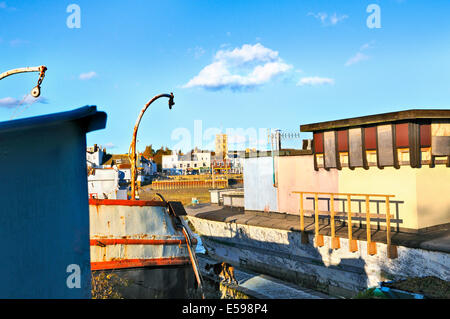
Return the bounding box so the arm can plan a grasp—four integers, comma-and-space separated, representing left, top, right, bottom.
345, 52, 369, 66
308, 12, 348, 26
188, 46, 205, 59
183, 43, 292, 91
345, 41, 375, 67
297, 77, 334, 86
329, 13, 348, 25
359, 41, 375, 51
104, 142, 117, 149
0, 95, 48, 109
79, 71, 97, 80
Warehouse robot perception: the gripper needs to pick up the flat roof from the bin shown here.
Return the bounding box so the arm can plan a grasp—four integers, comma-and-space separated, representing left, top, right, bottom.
0, 105, 107, 134
300, 109, 450, 132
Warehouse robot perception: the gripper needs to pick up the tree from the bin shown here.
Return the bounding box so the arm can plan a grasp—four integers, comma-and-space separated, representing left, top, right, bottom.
143, 145, 155, 159
152, 146, 173, 171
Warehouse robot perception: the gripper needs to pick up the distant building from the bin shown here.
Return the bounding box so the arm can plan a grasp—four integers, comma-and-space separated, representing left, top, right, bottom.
215, 134, 228, 159
227, 151, 245, 174
93, 153, 157, 179
162, 151, 211, 174
210, 151, 245, 174
86, 144, 104, 167
87, 151, 157, 198
87, 167, 127, 200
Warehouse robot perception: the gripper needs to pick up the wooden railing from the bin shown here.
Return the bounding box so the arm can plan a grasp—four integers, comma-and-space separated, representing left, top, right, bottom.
292, 191, 398, 259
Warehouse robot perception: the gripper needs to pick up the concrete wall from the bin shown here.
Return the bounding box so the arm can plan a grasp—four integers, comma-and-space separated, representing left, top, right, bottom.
189, 216, 450, 297
244, 156, 278, 212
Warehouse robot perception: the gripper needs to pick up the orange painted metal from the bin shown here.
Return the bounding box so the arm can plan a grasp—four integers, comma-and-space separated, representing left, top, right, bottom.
90, 238, 197, 246
386, 197, 398, 259
299, 192, 309, 244
89, 198, 166, 207
330, 195, 341, 249
292, 191, 399, 257
365, 195, 377, 255
314, 194, 324, 247
91, 257, 191, 270
90, 238, 192, 246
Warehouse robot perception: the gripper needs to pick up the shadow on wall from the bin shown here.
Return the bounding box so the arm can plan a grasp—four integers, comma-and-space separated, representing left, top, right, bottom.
197, 222, 370, 297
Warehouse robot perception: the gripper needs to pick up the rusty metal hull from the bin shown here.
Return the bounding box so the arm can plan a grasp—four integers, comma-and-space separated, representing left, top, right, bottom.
92, 265, 196, 298
89, 199, 196, 298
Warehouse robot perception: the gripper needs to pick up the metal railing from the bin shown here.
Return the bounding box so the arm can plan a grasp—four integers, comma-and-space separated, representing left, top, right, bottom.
292, 191, 398, 259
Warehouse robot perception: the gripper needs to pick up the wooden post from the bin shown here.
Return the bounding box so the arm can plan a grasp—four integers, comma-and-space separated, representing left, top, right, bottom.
299, 193, 308, 244
347, 195, 358, 252
366, 195, 377, 255
330, 194, 340, 249
314, 193, 324, 247
386, 196, 398, 259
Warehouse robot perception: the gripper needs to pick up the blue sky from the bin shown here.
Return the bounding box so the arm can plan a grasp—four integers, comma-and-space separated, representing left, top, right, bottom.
1, 0, 449, 153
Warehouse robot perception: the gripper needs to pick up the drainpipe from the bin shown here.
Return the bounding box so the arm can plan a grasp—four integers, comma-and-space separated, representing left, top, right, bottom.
129, 93, 174, 200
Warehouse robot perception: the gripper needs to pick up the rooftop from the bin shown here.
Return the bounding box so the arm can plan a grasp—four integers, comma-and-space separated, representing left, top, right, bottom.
300, 109, 450, 132
0, 105, 106, 135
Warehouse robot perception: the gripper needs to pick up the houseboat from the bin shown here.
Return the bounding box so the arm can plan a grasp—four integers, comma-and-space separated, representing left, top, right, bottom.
89, 92, 203, 298
89, 198, 199, 298
187, 109, 450, 298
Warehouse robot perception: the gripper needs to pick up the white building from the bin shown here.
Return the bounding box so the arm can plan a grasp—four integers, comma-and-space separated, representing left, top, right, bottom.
86, 146, 157, 199
162, 151, 211, 174
86, 144, 104, 168
227, 152, 245, 174
87, 167, 127, 199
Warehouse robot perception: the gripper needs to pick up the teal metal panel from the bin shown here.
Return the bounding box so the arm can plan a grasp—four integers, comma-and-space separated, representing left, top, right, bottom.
0, 106, 106, 298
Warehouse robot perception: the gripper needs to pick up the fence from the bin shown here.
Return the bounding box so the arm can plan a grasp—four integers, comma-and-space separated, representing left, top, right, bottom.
151, 179, 228, 190
292, 191, 398, 259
